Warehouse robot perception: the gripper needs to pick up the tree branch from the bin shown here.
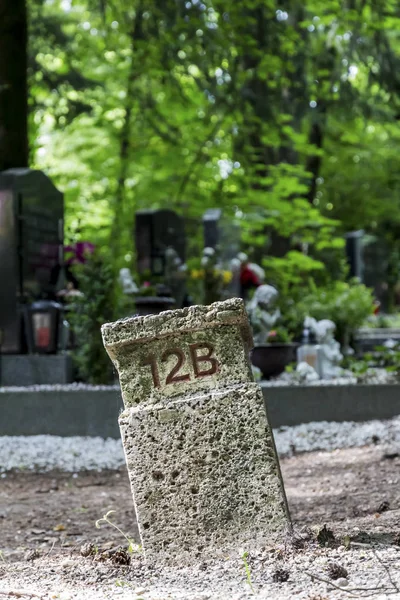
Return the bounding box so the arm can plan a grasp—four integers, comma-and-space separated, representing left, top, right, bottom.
174, 114, 225, 204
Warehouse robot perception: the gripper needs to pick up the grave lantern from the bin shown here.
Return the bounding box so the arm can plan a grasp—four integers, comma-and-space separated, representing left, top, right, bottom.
24, 300, 62, 354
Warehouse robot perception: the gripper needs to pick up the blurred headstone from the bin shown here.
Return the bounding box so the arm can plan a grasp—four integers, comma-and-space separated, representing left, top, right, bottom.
345, 230, 364, 281
203, 208, 221, 250
0, 169, 64, 354
135, 209, 185, 277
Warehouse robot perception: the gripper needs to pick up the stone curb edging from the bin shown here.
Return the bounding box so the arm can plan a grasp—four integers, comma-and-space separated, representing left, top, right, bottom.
0, 383, 399, 437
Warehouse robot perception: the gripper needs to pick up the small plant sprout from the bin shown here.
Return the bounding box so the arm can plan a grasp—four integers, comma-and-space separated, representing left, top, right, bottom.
241, 550, 255, 594
115, 579, 130, 588
95, 510, 141, 554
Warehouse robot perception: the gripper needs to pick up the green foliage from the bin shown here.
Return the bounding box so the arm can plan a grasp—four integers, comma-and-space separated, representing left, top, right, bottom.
25, 0, 400, 316
363, 313, 400, 329
241, 551, 255, 594
295, 279, 375, 344
343, 344, 400, 378
68, 250, 116, 384
22, 5, 370, 246
263, 251, 326, 298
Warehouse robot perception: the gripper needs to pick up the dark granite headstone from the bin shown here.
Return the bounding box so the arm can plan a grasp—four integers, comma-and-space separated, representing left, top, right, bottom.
0, 169, 63, 353
203, 208, 222, 250
135, 209, 185, 276
345, 230, 364, 281
362, 236, 391, 310
203, 209, 240, 262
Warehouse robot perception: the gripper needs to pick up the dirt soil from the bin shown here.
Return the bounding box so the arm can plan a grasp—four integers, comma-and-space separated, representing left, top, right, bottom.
1, 444, 399, 598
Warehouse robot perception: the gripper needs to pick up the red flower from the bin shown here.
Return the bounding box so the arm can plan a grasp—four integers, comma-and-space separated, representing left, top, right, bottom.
240, 265, 261, 287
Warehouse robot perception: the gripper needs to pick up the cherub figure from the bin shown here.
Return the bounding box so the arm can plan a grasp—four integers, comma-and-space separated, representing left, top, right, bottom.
119, 268, 138, 295
308, 317, 343, 379
246, 284, 281, 344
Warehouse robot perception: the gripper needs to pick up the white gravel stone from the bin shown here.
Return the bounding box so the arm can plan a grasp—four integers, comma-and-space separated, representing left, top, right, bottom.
0, 435, 125, 473
0, 383, 120, 393
0, 412, 399, 472
274, 415, 400, 456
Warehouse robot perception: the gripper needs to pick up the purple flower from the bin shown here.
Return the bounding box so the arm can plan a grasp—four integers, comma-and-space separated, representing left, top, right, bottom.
65, 242, 95, 265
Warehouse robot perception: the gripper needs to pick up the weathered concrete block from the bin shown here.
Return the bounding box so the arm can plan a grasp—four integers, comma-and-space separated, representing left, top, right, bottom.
119, 383, 289, 562
101, 299, 253, 407
102, 298, 290, 562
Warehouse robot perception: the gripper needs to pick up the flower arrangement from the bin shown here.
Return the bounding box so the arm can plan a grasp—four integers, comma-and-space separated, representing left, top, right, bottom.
190, 268, 232, 285
189, 247, 233, 305
64, 241, 95, 266
266, 327, 292, 344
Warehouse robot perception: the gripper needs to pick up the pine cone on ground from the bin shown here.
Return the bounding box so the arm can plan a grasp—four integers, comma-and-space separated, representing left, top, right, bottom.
272, 568, 290, 583
328, 562, 348, 580
377, 500, 390, 513
317, 525, 336, 547
25, 548, 40, 561
112, 547, 131, 566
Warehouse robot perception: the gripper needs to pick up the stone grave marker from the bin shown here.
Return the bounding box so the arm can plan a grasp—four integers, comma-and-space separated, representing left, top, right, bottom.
102, 298, 290, 563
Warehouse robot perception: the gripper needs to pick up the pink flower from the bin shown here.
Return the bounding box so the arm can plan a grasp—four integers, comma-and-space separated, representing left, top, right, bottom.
268, 330, 277, 337
143, 281, 151, 287
64, 241, 95, 265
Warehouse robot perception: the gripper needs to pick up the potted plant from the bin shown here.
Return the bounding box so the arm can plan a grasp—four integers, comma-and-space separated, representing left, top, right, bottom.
251, 326, 298, 380
296, 279, 375, 354
187, 249, 233, 305
134, 282, 176, 316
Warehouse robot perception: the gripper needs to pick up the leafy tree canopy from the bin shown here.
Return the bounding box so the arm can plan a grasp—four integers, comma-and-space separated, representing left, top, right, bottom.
28, 0, 400, 294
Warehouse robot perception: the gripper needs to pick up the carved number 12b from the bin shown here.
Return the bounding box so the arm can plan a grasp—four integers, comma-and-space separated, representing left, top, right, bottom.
141, 342, 218, 388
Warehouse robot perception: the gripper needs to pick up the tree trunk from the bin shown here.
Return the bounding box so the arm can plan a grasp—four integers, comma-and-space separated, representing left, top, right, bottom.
0, 0, 28, 171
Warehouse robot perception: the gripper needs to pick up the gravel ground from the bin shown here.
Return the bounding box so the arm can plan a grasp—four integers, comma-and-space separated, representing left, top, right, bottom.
1, 415, 399, 473
1, 419, 400, 599
1, 543, 400, 600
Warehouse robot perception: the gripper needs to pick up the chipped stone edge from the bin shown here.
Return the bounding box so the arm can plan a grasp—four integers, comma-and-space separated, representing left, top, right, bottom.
101, 298, 253, 357
118, 382, 256, 420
